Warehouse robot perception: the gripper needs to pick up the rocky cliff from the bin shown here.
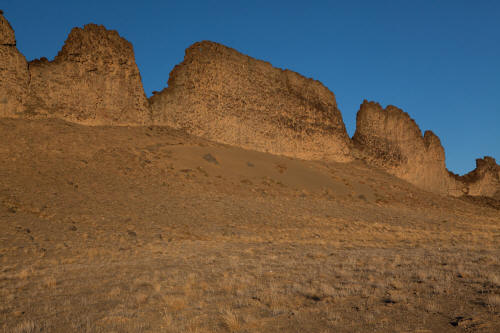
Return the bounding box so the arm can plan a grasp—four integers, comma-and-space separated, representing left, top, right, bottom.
0, 11, 29, 117
149, 41, 351, 161
1, 11, 498, 199
352, 100, 500, 197
352, 100, 453, 194
24, 24, 150, 125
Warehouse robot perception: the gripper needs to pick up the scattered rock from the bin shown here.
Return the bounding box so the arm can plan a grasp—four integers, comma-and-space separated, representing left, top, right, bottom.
450, 316, 477, 328
382, 298, 396, 304
202, 153, 219, 165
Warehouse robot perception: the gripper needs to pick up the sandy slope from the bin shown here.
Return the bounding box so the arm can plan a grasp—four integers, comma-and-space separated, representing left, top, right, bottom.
1, 118, 499, 332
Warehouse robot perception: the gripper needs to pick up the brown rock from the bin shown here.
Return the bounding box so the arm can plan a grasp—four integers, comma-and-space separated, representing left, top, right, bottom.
450, 157, 500, 198
352, 100, 452, 194
149, 41, 351, 161
352, 100, 500, 198
0, 11, 29, 117
0, 10, 15, 45
25, 24, 150, 125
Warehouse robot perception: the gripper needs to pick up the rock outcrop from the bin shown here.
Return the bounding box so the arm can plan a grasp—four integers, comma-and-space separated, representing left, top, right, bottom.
25, 24, 150, 125
149, 41, 351, 161
352, 100, 500, 197
450, 157, 500, 199
352, 100, 452, 194
1, 11, 499, 199
0, 11, 29, 117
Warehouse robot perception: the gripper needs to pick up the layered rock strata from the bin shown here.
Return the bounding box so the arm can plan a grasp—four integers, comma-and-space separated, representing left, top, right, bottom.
25, 24, 150, 125
149, 41, 351, 161
0, 11, 29, 117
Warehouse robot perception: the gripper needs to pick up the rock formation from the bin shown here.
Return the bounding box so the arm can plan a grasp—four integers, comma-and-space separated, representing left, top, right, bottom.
1, 11, 499, 199
352, 100, 500, 197
25, 24, 150, 125
352, 100, 453, 194
149, 41, 351, 161
0, 10, 29, 117
449, 157, 500, 199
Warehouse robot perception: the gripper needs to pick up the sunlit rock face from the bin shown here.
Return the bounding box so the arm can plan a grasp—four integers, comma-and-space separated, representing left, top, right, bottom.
150, 41, 352, 161
0, 11, 29, 117
352, 100, 500, 197
25, 24, 150, 125
352, 100, 452, 194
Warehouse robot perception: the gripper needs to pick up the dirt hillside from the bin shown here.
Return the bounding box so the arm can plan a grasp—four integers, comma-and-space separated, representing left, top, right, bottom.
0, 117, 499, 332
1, 11, 500, 331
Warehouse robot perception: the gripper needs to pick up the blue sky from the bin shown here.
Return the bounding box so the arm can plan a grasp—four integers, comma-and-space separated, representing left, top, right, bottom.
3, 0, 499, 175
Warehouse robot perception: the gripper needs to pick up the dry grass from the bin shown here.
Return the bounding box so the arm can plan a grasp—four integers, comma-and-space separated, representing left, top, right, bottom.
12, 320, 35, 333
220, 308, 242, 332
487, 294, 500, 309
43, 276, 57, 288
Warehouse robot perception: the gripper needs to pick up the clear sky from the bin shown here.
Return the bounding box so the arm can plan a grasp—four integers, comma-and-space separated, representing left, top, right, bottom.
3, 0, 499, 175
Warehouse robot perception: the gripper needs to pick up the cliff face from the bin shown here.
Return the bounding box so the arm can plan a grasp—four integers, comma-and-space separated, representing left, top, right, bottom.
25, 24, 150, 125
149, 41, 351, 161
352, 100, 500, 197
352, 100, 452, 194
0, 11, 29, 117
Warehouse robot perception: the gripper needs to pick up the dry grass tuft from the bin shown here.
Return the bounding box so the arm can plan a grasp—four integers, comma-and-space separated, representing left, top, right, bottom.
17, 268, 32, 280
220, 308, 241, 332
487, 273, 500, 286
487, 294, 500, 310
44, 276, 57, 288
13, 320, 35, 333
165, 296, 187, 313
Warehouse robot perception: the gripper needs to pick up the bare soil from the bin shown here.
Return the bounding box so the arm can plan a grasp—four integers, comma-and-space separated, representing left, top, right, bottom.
1, 118, 499, 332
